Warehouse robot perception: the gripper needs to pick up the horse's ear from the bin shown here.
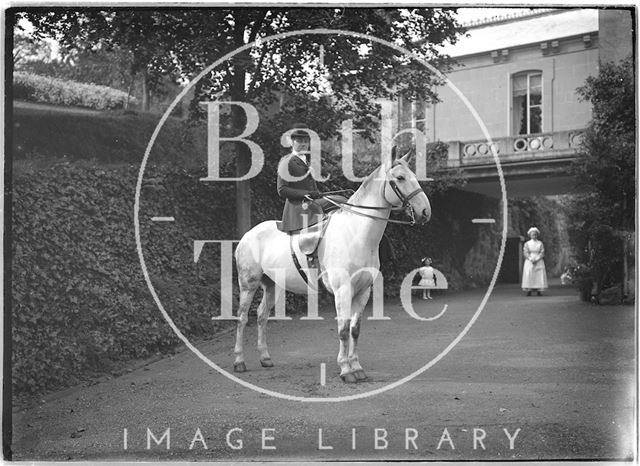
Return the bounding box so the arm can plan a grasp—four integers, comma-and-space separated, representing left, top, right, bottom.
400, 148, 415, 164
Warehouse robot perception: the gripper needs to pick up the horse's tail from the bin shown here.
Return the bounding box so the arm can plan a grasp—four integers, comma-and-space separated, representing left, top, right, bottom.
234, 231, 252, 270
233, 237, 240, 264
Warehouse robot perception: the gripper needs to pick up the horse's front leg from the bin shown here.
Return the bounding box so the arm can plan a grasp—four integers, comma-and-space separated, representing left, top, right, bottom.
349, 286, 371, 381
334, 285, 357, 383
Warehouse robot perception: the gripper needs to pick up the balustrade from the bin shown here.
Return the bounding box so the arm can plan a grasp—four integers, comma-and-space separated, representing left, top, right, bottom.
447, 130, 585, 167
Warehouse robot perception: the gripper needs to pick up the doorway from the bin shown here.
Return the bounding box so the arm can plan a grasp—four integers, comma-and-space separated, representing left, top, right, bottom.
499, 237, 523, 283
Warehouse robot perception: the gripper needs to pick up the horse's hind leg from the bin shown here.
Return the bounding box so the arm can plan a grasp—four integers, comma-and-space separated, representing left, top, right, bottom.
234, 246, 262, 373
257, 277, 278, 368
349, 287, 371, 381
234, 285, 258, 372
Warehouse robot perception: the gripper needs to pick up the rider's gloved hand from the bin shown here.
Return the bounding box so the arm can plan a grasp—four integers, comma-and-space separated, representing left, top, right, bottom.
308, 190, 322, 199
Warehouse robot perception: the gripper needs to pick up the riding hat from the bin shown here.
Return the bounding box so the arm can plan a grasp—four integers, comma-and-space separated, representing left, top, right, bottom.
290, 123, 310, 139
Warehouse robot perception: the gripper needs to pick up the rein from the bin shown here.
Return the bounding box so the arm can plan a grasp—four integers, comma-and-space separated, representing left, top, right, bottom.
322, 196, 417, 225
315, 178, 424, 226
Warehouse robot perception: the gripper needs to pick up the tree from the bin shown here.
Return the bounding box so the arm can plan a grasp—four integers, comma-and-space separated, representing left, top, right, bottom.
567, 56, 635, 301
13, 29, 53, 68
17, 8, 465, 235
179, 8, 465, 235
21, 10, 182, 112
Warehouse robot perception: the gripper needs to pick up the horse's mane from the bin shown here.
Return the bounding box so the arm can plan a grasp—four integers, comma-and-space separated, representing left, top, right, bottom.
346, 156, 412, 205
348, 164, 384, 205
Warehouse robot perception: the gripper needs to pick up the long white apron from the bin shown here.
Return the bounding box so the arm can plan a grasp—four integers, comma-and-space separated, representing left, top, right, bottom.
522, 239, 548, 290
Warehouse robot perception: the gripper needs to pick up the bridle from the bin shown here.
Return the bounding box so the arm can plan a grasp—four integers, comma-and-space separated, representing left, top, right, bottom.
309, 166, 426, 226
388, 179, 424, 210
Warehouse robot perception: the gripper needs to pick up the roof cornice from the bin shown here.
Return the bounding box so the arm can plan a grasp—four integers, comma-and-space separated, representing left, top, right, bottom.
463, 8, 569, 29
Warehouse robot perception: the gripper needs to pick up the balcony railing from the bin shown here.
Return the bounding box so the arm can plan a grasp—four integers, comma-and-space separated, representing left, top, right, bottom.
446, 129, 586, 167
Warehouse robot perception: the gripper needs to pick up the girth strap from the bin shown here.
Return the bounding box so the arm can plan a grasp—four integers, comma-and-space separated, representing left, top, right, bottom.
290, 235, 309, 284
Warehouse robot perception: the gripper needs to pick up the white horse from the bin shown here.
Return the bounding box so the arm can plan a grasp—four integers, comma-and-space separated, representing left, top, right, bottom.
233, 151, 431, 383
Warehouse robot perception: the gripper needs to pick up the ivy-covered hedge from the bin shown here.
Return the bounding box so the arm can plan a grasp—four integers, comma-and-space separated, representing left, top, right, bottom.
13, 72, 135, 110
12, 164, 224, 396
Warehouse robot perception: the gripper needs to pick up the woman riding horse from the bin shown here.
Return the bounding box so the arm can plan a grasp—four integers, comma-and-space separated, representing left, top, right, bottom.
235, 144, 431, 383
277, 123, 395, 266
276, 123, 345, 232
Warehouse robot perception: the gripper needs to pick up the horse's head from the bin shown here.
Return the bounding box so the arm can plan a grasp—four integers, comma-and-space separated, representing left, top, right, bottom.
382, 150, 431, 225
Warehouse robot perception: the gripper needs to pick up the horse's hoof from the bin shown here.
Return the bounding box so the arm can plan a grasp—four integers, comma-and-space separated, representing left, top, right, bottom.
340, 373, 358, 384
353, 370, 368, 381
260, 358, 274, 368
233, 362, 247, 373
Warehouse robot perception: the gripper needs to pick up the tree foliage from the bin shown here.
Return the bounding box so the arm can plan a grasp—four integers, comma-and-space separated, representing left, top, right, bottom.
567, 56, 635, 297
19, 10, 182, 111
16, 7, 465, 234
13, 29, 54, 66
574, 56, 635, 217
18, 8, 464, 120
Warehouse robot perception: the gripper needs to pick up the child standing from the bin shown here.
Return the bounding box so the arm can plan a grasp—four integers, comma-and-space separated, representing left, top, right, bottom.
418, 257, 437, 299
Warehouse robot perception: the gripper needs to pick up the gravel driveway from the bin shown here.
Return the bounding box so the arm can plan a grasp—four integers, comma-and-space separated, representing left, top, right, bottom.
12, 281, 635, 461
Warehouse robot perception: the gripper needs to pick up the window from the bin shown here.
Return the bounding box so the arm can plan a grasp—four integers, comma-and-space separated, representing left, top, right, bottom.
397, 95, 427, 132
512, 71, 542, 135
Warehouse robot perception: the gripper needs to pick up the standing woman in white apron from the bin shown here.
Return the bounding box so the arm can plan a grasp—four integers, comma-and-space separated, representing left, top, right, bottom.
522, 226, 548, 296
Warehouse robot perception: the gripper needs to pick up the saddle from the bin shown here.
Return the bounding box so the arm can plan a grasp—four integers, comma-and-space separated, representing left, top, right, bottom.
297, 217, 330, 255
287, 214, 332, 286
